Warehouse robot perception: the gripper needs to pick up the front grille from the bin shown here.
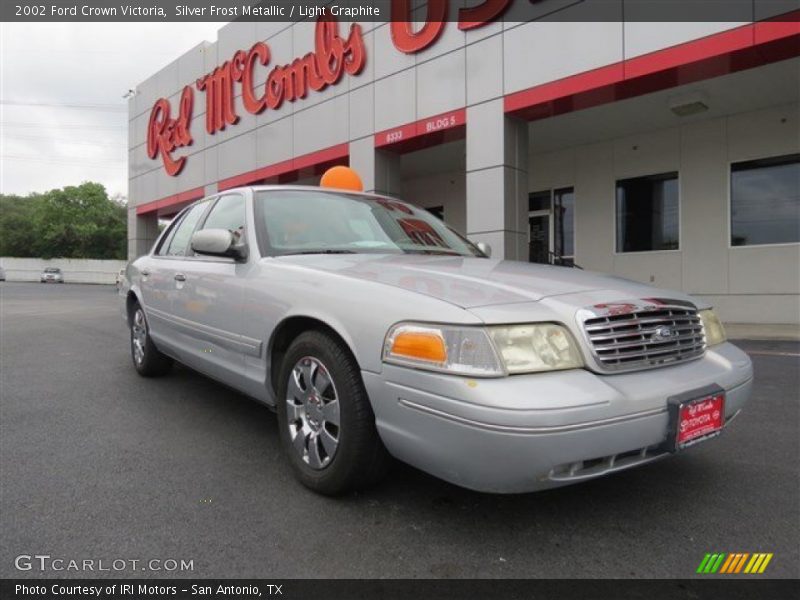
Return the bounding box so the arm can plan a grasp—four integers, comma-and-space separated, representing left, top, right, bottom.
582, 305, 705, 372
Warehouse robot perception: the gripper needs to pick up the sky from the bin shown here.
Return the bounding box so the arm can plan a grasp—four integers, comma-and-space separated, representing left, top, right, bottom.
0, 21, 227, 198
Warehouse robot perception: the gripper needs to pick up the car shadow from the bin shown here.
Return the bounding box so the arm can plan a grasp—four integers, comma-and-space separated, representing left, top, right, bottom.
165, 361, 727, 522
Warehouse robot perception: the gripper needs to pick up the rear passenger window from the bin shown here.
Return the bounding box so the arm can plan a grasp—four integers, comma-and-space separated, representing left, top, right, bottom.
200, 194, 246, 242
165, 201, 208, 256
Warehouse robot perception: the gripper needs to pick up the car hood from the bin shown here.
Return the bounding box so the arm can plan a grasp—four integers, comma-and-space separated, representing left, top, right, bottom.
273, 254, 688, 309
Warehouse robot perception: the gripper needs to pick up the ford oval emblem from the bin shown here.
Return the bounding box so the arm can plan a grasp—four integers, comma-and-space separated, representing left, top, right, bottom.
652, 326, 674, 342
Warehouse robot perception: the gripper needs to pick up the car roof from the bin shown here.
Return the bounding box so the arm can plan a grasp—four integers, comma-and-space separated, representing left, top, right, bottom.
236, 185, 393, 200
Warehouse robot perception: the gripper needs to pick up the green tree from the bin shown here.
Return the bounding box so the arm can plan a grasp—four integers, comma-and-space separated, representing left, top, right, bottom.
0, 182, 127, 259
0, 192, 43, 257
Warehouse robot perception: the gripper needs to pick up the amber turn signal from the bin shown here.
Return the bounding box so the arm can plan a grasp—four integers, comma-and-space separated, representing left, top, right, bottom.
390, 329, 448, 363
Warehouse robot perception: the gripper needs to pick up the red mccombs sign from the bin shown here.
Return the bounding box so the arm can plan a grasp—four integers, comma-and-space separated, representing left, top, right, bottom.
147, 16, 364, 176
147, 0, 516, 176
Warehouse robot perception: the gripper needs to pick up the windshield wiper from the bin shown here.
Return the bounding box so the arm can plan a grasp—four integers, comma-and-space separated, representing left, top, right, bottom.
280, 249, 358, 255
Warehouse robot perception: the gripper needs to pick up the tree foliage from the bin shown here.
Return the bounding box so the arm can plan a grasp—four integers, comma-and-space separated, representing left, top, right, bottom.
0, 182, 127, 259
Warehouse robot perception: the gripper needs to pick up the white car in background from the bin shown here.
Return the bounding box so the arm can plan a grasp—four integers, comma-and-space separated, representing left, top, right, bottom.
40, 267, 64, 283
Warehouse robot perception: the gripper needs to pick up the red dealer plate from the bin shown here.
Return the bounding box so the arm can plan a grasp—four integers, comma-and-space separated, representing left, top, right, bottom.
674, 393, 725, 450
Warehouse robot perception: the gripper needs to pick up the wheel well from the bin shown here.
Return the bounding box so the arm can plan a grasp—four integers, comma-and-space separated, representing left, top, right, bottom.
268, 316, 357, 397
125, 292, 139, 326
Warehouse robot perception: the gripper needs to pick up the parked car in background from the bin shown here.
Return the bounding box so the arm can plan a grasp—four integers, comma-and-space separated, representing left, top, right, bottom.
116, 268, 126, 290
121, 176, 753, 496
40, 267, 64, 283
0, 266, 5, 282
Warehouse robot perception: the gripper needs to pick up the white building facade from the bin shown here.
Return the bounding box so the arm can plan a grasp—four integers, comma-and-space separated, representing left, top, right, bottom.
128, 1, 800, 325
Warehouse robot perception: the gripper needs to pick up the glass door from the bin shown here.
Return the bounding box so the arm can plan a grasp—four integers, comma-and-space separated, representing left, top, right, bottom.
528, 213, 550, 263
528, 190, 552, 264
528, 188, 575, 265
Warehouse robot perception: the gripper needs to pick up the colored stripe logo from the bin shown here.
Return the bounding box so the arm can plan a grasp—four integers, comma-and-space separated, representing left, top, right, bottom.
697, 553, 773, 574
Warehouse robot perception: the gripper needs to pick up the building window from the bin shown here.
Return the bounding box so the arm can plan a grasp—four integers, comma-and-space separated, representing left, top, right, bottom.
616, 172, 679, 252
731, 154, 800, 247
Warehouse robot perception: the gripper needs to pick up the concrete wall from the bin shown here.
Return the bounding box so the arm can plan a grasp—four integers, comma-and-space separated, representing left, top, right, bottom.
0, 258, 127, 285
529, 103, 800, 324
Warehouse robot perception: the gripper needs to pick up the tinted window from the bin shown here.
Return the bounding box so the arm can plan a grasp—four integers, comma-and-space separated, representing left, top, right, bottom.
616, 173, 679, 252
731, 154, 799, 246
165, 202, 208, 256
200, 194, 246, 240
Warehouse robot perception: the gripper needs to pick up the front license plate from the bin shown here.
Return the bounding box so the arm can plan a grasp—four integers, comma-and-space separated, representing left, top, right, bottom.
667, 385, 725, 452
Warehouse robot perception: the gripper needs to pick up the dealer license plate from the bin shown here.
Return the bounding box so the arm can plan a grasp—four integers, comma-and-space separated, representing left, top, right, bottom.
667, 388, 725, 452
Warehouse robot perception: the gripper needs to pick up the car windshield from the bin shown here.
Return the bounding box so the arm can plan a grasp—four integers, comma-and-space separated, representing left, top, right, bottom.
44, 268, 60, 273
254, 190, 483, 257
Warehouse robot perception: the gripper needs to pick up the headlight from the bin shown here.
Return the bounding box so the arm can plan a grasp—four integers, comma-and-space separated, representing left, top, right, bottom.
383, 322, 583, 376
488, 324, 583, 373
699, 309, 726, 346
383, 324, 504, 376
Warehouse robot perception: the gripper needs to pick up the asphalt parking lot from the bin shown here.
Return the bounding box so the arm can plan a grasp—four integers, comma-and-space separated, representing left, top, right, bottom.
1, 282, 798, 579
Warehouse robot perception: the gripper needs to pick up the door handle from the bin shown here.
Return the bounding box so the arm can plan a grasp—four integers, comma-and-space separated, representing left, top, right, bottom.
141, 269, 150, 277
174, 273, 186, 282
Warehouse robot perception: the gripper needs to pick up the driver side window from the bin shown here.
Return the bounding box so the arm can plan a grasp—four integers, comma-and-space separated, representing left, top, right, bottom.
199, 194, 246, 242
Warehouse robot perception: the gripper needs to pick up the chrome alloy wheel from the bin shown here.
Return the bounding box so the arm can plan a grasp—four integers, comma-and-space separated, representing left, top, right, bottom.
132, 308, 147, 365
285, 356, 341, 470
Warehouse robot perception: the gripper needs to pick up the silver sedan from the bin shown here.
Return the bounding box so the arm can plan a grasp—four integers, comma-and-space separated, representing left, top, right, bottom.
122, 185, 752, 495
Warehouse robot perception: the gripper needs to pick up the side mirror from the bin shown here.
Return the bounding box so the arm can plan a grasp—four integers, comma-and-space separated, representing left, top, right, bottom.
191, 229, 248, 261
476, 242, 492, 258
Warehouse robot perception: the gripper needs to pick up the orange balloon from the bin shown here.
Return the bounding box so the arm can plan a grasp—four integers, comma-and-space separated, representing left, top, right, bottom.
320, 166, 363, 192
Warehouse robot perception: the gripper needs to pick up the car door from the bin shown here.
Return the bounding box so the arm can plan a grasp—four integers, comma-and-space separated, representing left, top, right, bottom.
169, 191, 254, 390
140, 199, 211, 353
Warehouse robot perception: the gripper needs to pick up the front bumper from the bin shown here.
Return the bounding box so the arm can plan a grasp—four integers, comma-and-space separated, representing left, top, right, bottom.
363, 342, 753, 493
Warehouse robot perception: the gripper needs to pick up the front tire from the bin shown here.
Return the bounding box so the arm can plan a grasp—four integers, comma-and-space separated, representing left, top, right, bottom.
276, 330, 389, 495
130, 302, 173, 377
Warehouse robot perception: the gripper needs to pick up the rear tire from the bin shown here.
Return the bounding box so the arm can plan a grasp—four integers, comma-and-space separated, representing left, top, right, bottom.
130, 302, 173, 377
276, 330, 389, 495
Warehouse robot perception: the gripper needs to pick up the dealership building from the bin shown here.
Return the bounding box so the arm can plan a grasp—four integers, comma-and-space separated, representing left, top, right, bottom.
128, 2, 800, 326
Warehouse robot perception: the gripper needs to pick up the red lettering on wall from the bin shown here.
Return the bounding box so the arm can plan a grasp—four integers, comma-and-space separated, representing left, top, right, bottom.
265, 16, 364, 107
197, 16, 364, 136
458, 0, 512, 30
390, 0, 447, 54
241, 42, 269, 114
146, 85, 194, 176
196, 58, 239, 134
149, 15, 366, 176
390, 0, 514, 53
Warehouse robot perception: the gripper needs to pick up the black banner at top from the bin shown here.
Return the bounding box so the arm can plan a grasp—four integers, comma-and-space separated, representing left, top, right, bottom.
2, 0, 800, 23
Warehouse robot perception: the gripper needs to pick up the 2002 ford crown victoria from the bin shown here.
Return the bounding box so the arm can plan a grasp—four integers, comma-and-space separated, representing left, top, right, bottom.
121, 177, 753, 495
